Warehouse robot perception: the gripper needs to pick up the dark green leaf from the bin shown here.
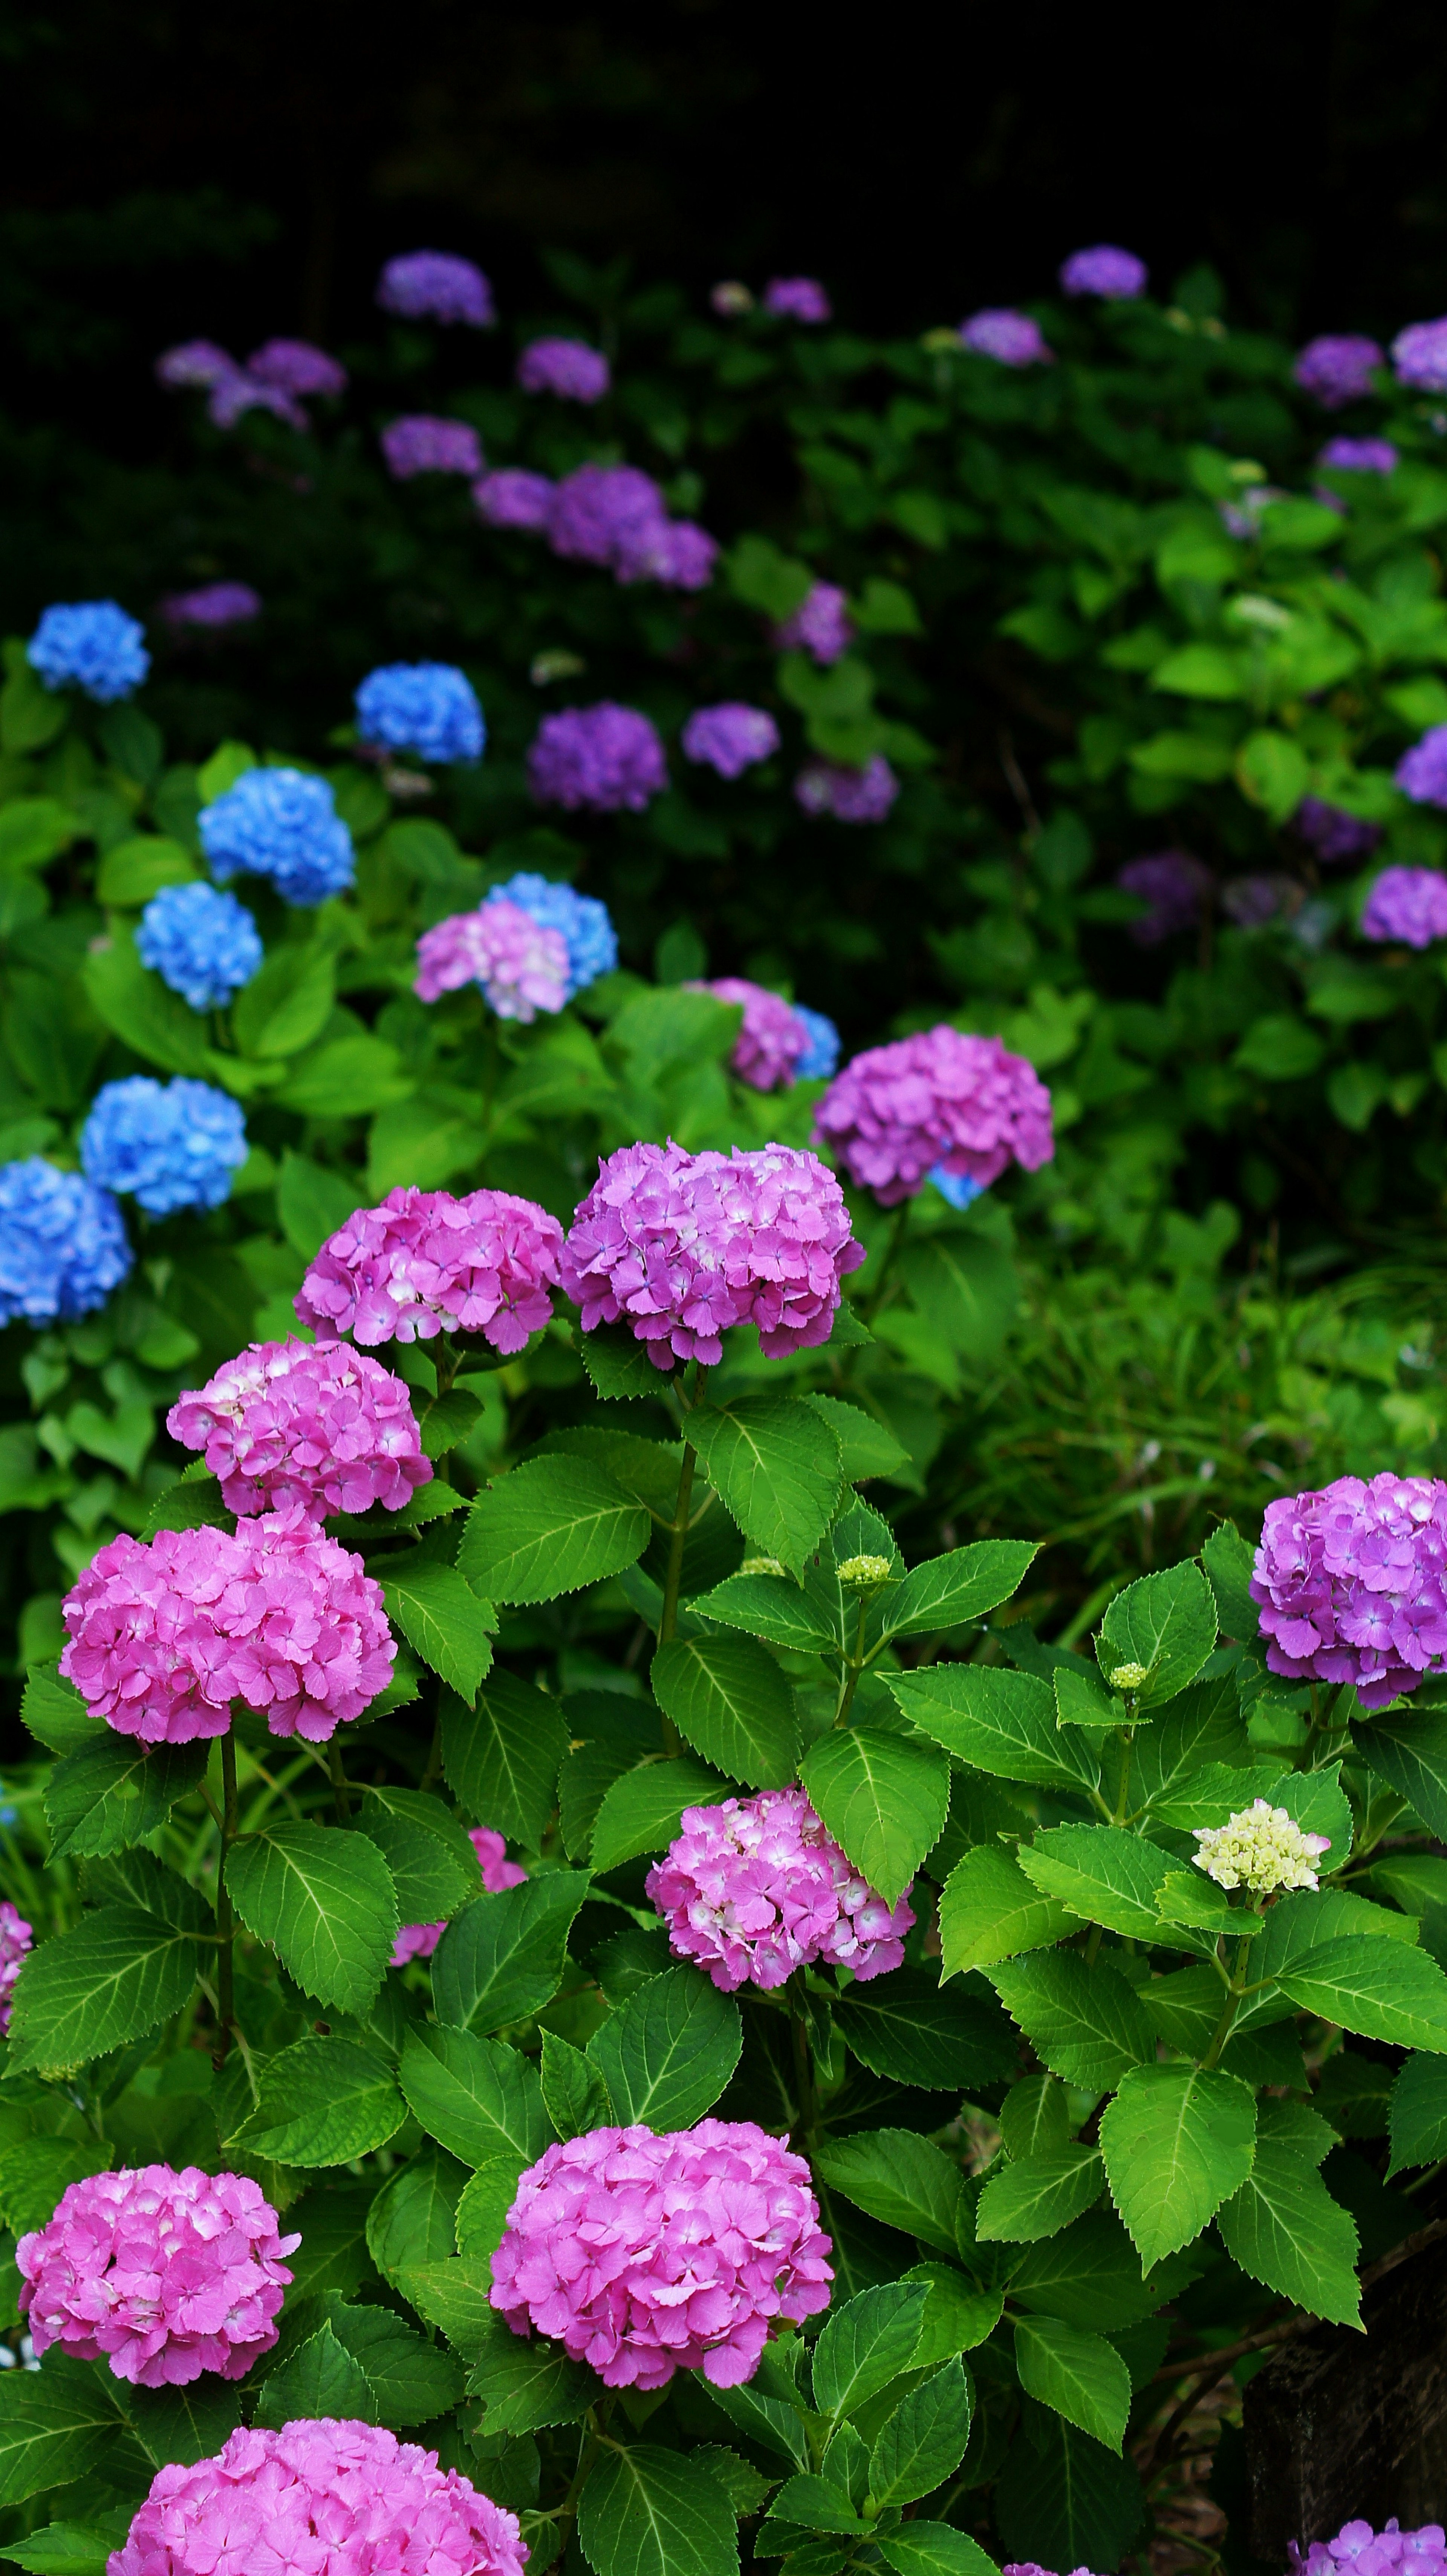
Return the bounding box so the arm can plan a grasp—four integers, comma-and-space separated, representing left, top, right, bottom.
889, 1666, 1101, 1793
465, 2310, 595, 2435
226, 1822, 397, 2014
1009, 2208, 1162, 2330
399, 2023, 551, 2170
0, 2359, 128, 2507
939, 1847, 1074, 1977
989, 1953, 1155, 2090
118, 2378, 242, 2470
1388, 2053, 1447, 2175
229, 2037, 404, 2166
44, 1734, 210, 1862
589, 1967, 742, 2128
813, 2130, 968, 2257
801, 1725, 950, 1909
835, 1968, 1016, 2089
1201, 1521, 1260, 1645
1278, 1936, 1447, 2053
811, 2282, 931, 2422
7, 1908, 200, 2078
366, 2144, 468, 2280
1356, 1712, 1447, 1842
690, 1572, 838, 1654
431, 1873, 592, 2031
0, 2140, 113, 2238
356, 1787, 481, 1924
1100, 2062, 1257, 2267
1018, 1825, 1172, 1942
977, 2147, 1105, 2244
687, 1394, 842, 1577
995, 2411, 1144, 2574
1014, 2317, 1130, 2451
883, 1542, 1038, 1641
651, 1633, 798, 1788
579, 1325, 665, 1400
803, 1393, 910, 1482
1098, 1562, 1217, 1705
1217, 2099, 1361, 2326
20, 1667, 92, 1757
381, 1562, 495, 1705
876, 2529, 1002, 2576
540, 2029, 612, 2139
328, 2301, 462, 2423
590, 1756, 730, 1873
254, 2323, 377, 2427
457, 1460, 649, 1604
869, 2357, 974, 2502
442, 1675, 568, 1849
578, 2443, 739, 2576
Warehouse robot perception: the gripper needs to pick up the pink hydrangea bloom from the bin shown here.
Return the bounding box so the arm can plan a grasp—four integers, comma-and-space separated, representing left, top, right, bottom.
473, 469, 556, 530
414, 897, 570, 1019
816, 1025, 1055, 1206
381, 416, 484, 479
108, 2420, 527, 2576
646, 1786, 914, 1991
1361, 866, 1447, 947
1292, 2521, 1447, 2576
960, 308, 1052, 365
561, 1140, 864, 1369
60, 1509, 395, 1746
168, 1338, 431, 1521
19, 2164, 297, 2389
391, 1827, 527, 1966
1251, 1473, 1447, 1709
687, 977, 807, 1090
0, 1904, 32, 2036
296, 1184, 564, 1354
773, 581, 852, 664
490, 2119, 832, 2389
246, 340, 346, 398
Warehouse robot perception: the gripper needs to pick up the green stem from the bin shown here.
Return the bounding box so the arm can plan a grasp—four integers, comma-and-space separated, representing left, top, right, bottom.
861, 1197, 913, 1326
328, 1743, 352, 1821
1201, 1932, 1255, 2068
214, 1732, 239, 2069
1083, 1922, 1104, 1968
1112, 1727, 1135, 1826
834, 1596, 870, 1727
419, 1717, 444, 1797
482, 1020, 499, 1125
433, 1334, 460, 1400
656, 1367, 708, 1750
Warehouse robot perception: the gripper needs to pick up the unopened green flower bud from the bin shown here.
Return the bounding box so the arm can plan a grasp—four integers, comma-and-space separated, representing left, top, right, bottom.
1108, 1661, 1150, 1691
739, 1555, 785, 1579
837, 1553, 893, 1592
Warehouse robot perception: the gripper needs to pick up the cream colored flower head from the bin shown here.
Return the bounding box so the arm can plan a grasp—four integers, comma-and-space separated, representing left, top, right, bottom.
836, 1554, 894, 1591
1192, 1799, 1331, 1896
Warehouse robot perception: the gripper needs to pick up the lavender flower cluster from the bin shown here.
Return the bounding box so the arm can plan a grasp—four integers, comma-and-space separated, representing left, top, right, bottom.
156, 336, 345, 431
815, 1024, 1054, 1205
474, 458, 717, 591
1291, 2521, 1447, 2576
1251, 1473, 1447, 1707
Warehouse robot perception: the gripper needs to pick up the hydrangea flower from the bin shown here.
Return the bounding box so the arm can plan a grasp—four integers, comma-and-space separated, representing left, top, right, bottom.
381, 416, 484, 479
0, 1160, 132, 1325
931, 1167, 985, 1210
486, 873, 618, 997
548, 463, 667, 571
159, 583, 261, 632
199, 766, 356, 905
646, 1786, 914, 1990
1295, 796, 1383, 862
794, 756, 899, 823
1251, 1473, 1447, 1708
27, 602, 149, 703
135, 884, 263, 1012
960, 309, 1052, 365
561, 1140, 864, 1368
711, 281, 754, 315
773, 581, 852, 665
816, 1025, 1054, 1206
207, 370, 304, 431
681, 704, 780, 777
1319, 437, 1398, 473
60, 1506, 395, 1744
527, 704, 668, 812
0, 1905, 32, 2035
168, 1338, 431, 1520
688, 978, 807, 1090
490, 2118, 832, 2388
81, 1078, 248, 1217
296, 1184, 564, 1354
18, 2166, 298, 2387
643, 520, 719, 589
355, 662, 485, 764
414, 899, 570, 1020
1294, 335, 1384, 406
1393, 319, 1447, 392
156, 341, 233, 390
1192, 1800, 1331, 1896
109, 2421, 526, 2576
392, 1827, 526, 1966
378, 250, 496, 327
1291, 2519, 1447, 2576
1059, 245, 1147, 298
1361, 867, 1447, 946
517, 338, 610, 400
245, 339, 346, 398
1396, 726, 1447, 809
793, 1005, 841, 1080
763, 277, 832, 322
1118, 849, 1214, 943
473, 468, 556, 530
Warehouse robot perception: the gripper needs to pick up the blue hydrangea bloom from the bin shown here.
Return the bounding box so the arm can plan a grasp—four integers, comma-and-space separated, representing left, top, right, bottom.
930, 1166, 985, 1212
355, 662, 485, 764
27, 601, 150, 703
135, 882, 264, 1012
81, 1078, 248, 1216
793, 1005, 841, 1081
487, 871, 618, 997
198, 767, 355, 906
0, 1159, 132, 1324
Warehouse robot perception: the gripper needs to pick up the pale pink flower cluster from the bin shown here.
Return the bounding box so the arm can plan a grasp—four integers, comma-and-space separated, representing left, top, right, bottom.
646, 1786, 915, 1991
1252, 1473, 1447, 1708
18, 2164, 297, 2388
60, 1508, 395, 1745
1292, 2520, 1447, 2576
490, 2119, 832, 2389
815, 1024, 1055, 1205
296, 1184, 564, 1355
391, 1827, 526, 1965
561, 1140, 864, 1368
167, 1338, 431, 1521
687, 977, 806, 1090
0, 1904, 32, 2037
108, 2420, 527, 2576
414, 897, 570, 1020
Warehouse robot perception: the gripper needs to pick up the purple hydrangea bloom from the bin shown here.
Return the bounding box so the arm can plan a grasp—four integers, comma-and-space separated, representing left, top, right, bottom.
688, 979, 808, 1091
773, 582, 852, 665
763, 277, 832, 323
1290, 2519, 1447, 2576
516, 338, 611, 401
1393, 318, 1447, 392
641, 520, 719, 590
1319, 437, 1398, 474
527, 704, 668, 812
1396, 725, 1447, 808
414, 901, 570, 1022
681, 704, 781, 777
156, 341, 233, 390
28, 602, 149, 703
548, 463, 665, 569
1118, 850, 1214, 944
376, 250, 495, 328
1059, 244, 1147, 298
245, 339, 346, 398
815, 1025, 1054, 1206
381, 416, 484, 479
473, 469, 555, 530
1361, 867, 1447, 947
1295, 797, 1383, 863
160, 583, 261, 633
960, 308, 1052, 366
207, 372, 304, 431
1252, 1475, 1447, 1708
1293, 335, 1384, 407
794, 757, 899, 824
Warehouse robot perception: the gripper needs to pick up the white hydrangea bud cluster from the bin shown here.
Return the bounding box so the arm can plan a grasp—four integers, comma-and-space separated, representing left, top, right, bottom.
1192, 1799, 1331, 1895
738, 1555, 785, 1579
837, 1554, 894, 1590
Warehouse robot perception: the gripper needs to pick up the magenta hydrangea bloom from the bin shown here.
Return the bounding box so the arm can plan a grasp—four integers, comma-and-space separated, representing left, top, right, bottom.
392, 1827, 526, 1967
960, 308, 1052, 365
794, 756, 899, 823
1059, 244, 1147, 298
378, 250, 496, 328
246, 339, 346, 398
490, 2119, 832, 2389
1319, 437, 1398, 474
527, 704, 668, 812
1118, 849, 1214, 943
517, 338, 610, 401
1361, 866, 1447, 947
688, 977, 807, 1090
381, 416, 484, 479
415, 898, 570, 1020
816, 1025, 1054, 1207
1294, 335, 1384, 406
1397, 726, 1447, 808
167, 1339, 431, 1521
681, 704, 780, 777
1251, 1474, 1447, 1708
0, 1904, 32, 2036
296, 1184, 564, 1355
18, 2165, 297, 2389
763, 277, 832, 323
773, 580, 852, 665
108, 2421, 526, 2576
1295, 797, 1383, 864
60, 1509, 395, 1746
473, 469, 556, 530
1393, 319, 1447, 392
561, 1140, 864, 1369
1291, 2519, 1447, 2576
646, 1786, 914, 1991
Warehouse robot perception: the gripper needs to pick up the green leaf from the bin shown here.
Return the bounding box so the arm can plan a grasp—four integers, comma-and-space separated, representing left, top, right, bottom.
431, 1872, 592, 2031
381, 1561, 495, 1706
254, 2322, 377, 2427
727, 533, 814, 620
464, 2310, 595, 2434
283, 2184, 376, 2303
1018, 1826, 1172, 1942
1201, 1521, 1260, 1646
703, 2380, 809, 2470
0, 2521, 133, 2576
590, 1755, 731, 1873
232, 941, 337, 1058
275, 1149, 361, 1262
7, 1907, 200, 2078
366, 2143, 467, 2280
1390, 2054, 1447, 2174
577, 2443, 739, 2576
44, 1733, 210, 1861
1000, 2073, 1071, 2161
812, 2282, 931, 2422
876, 2529, 1002, 2576
95, 834, 197, 905
896, 1228, 1017, 1362
1355, 1711, 1447, 1841
454, 2164, 526, 2265
939, 1846, 1075, 1977
882, 1541, 1038, 1641
356, 1787, 481, 1924
441, 1674, 568, 1849
226, 1822, 397, 2014
457, 1459, 649, 1604
274, 1034, 411, 1118
1234, 1013, 1326, 1082
1100, 2062, 1257, 2267
228, 2037, 404, 2165
868, 2357, 973, 2504
116, 2379, 242, 2470
0, 2358, 128, 2507
579, 1325, 664, 1401
995, 2409, 1144, 2573
1014, 2315, 1132, 2451
803, 1393, 910, 1483
81, 924, 209, 1076
691, 1571, 839, 1654
399, 2024, 552, 2169
813, 2130, 968, 2257
902, 2264, 1005, 2365
20, 1667, 93, 1757
1097, 1561, 1217, 1703
651, 1633, 798, 1788
1237, 728, 1311, 823
989, 1954, 1156, 2089
1277, 1935, 1447, 2053
687, 1394, 842, 1577
0, 2139, 112, 2238
801, 1724, 950, 1909
762, 2473, 866, 2538
889, 1666, 1101, 1793
977, 2147, 1105, 2244
540, 2029, 613, 2140
1217, 2099, 1361, 2326
834, 1967, 1016, 2090
588, 1967, 742, 2128
328, 2300, 462, 2423
1009, 2208, 1162, 2330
